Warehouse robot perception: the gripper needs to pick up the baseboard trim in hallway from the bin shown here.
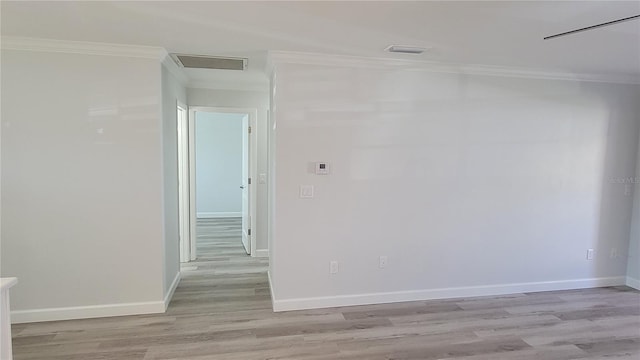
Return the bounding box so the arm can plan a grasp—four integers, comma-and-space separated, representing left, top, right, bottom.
12, 273, 182, 323
11, 301, 166, 324
268, 270, 276, 311
272, 276, 626, 312
163, 272, 181, 310
255, 249, 269, 258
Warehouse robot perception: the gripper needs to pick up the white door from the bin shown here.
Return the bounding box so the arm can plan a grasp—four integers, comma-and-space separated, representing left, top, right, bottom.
241, 115, 251, 254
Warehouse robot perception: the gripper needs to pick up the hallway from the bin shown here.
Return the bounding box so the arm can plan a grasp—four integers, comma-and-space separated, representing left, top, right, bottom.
171, 217, 270, 316
187, 217, 268, 275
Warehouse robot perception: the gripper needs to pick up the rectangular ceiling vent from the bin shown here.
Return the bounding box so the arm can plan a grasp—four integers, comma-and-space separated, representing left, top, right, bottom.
171, 54, 247, 70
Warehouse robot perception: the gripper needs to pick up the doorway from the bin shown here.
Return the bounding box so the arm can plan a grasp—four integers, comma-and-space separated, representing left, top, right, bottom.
177, 107, 258, 262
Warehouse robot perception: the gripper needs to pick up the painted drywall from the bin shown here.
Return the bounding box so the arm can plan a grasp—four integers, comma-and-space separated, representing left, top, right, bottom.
1, 49, 166, 320
161, 62, 186, 300
268, 59, 640, 310
195, 112, 244, 216
627, 125, 640, 288
268, 72, 277, 276
188, 88, 270, 251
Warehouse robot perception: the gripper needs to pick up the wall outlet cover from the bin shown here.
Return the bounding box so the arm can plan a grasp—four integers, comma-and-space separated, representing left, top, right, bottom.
330, 261, 339, 274
300, 185, 314, 198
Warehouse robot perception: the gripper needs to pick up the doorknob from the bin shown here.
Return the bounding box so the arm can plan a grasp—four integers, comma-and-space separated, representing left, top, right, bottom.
239, 185, 245, 189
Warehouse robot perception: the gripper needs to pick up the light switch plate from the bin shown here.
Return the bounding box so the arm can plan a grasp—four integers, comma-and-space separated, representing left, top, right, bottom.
300, 185, 314, 198
379, 256, 388, 269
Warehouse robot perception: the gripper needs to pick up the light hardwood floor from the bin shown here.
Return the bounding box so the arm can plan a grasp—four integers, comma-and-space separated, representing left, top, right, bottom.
11, 218, 640, 359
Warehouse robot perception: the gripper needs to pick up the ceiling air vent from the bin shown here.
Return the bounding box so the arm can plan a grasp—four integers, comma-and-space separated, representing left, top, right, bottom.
172, 54, 247, 70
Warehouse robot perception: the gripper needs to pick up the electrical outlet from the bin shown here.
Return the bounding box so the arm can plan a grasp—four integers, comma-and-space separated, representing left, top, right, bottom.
300, 185, 314, 198
330, 261, 339, 274
379, 256, 388, 269
587, 249, 594, 260
625, 184, 632, 196
610, 248, 617, 259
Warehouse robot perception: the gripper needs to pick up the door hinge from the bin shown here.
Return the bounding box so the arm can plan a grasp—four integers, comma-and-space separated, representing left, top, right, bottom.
248, 126, 252, 134
248, 229, 251, 236
248, 177, 252, 184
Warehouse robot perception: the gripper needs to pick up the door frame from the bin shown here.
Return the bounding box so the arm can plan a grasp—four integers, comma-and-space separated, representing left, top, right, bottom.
186, 106, 258, 258
176, 102, 191, 262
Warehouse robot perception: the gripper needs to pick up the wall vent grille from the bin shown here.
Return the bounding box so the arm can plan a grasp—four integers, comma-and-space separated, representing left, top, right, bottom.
172, 54, 247, 70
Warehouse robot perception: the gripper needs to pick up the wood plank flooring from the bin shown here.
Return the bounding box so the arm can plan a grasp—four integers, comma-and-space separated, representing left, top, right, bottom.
10, 218, 640, 359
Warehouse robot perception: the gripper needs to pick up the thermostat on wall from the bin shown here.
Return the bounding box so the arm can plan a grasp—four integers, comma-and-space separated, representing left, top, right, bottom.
315, 162, 330, 175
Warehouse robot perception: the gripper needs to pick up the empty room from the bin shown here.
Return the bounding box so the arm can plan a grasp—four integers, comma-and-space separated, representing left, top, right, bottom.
1, 1, 639, 359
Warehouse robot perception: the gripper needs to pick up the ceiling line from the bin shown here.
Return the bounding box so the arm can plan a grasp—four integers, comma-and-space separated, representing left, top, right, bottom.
544, 14, 640, 40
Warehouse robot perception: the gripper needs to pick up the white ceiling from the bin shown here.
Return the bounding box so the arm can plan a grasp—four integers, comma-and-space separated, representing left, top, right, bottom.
2, 1, 639, 87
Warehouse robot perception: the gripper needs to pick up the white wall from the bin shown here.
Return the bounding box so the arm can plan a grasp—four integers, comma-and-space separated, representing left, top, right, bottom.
188, 88, 269, 251
161, 62, 186, 301
268, 72, 278, 278
195, 112, 244, 216
1, 49, 167, 322
627, 125, 640, 289
269, 58, 640, 310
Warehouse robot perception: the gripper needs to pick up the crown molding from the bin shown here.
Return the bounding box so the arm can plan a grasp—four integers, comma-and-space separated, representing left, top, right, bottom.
267, 51, 640, 85
3, 38, 635, 85
1, 36, 167, 60
161, 53, 189, 86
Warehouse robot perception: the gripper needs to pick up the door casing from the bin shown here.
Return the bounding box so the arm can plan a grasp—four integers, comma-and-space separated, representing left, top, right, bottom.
182, 106, 258, 259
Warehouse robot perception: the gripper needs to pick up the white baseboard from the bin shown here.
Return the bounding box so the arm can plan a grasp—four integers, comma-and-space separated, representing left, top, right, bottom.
164, 272, 181, 310
254, 249, 269, 258
12, 273, 182, 324
271, 276, 626, 312
268, 270, 276, 311
197, 212, 241, 218
626, 276, 640, 290
11, 301, 165, 324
